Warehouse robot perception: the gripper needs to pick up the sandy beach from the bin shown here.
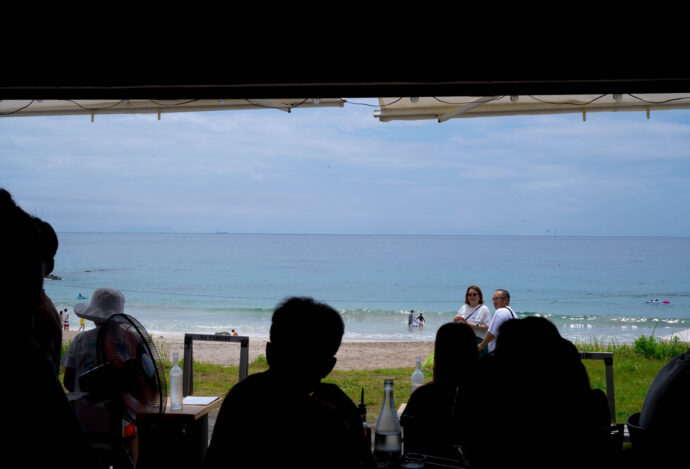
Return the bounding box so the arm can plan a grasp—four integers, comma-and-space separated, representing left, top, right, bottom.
62, 326, 690, 369
63, 330, 434, 370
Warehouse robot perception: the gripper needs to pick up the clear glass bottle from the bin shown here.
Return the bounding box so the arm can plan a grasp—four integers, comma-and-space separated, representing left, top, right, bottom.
374, 379, 402, 468
170, 352, 183, 410
410, 356, 424, 394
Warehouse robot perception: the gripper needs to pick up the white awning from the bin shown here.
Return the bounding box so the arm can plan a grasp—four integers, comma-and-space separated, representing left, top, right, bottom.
0, 98, 345, 118
374, 94, 690, 122
4, 94, 690, 122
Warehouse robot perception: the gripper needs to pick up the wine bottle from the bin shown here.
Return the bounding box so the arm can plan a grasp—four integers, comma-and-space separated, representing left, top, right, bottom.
410, 356, 424, 394
374, 379, 402, 468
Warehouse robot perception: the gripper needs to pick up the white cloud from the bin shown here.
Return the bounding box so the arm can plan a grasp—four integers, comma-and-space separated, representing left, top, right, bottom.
2, 106, 690, 235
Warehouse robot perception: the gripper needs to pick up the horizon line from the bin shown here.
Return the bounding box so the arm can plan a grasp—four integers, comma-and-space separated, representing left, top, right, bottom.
53, 231, 690, 239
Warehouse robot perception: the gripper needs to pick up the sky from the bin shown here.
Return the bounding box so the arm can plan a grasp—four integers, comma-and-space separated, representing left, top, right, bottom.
1, 98, 689, 236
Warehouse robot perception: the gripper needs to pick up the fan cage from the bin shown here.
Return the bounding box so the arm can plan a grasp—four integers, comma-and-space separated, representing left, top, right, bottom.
98, 313, 167, 421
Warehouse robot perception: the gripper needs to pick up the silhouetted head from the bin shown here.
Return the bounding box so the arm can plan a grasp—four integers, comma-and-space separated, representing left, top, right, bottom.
267, 297, 344, 390
1, 189, 43, 315
33, 217, 58, 276
495, 316, 590, 391
495, 316, 561, 358
433, 322, 478, 387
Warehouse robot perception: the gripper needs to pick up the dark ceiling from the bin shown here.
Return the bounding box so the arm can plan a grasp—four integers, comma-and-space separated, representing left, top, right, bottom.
3, 72, 690, 100
5, 14, 688, 101
3, 30, 689, 100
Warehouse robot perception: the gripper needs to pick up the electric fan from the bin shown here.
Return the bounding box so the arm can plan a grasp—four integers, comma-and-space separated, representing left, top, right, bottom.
78, 313, 167, 468
94, 313, 168, 421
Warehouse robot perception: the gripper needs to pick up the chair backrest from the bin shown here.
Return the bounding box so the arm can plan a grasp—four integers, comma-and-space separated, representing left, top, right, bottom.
578, 352, 616, 423
182, 333, 250, 396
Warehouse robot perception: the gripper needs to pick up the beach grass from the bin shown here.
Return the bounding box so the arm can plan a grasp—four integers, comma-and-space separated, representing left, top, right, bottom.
573, 337, 685, 423
150, 350, 429, 424
152, 353, 663, 427
61, 337, 684, 426
177, 342, 676, 426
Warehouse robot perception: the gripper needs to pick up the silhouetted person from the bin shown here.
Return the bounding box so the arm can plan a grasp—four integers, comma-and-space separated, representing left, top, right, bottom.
30, 217, 63, 374
2, 188, 100, 468
401, 322, 479, 462
636, 346, 690, 465
469, 316, 610, 469
202, 297, 376, 469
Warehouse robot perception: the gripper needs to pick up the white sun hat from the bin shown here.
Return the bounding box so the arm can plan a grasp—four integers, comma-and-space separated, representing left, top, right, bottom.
74, 287, 125, 322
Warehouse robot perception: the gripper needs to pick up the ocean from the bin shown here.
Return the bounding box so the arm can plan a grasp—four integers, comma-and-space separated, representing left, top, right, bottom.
44, 233, 690, 344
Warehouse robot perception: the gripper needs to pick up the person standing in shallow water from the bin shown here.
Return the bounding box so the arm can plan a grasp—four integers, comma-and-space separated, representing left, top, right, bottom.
408, 310, 419, 327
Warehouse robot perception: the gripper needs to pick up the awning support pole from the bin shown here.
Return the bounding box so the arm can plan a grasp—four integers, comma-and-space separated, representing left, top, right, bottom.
437, 96, 501, 123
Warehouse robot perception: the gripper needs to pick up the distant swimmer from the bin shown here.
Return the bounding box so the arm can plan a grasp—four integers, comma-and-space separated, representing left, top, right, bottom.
417, 313, 425, 327
77, 293, 87, 300
408, 310, 419, 327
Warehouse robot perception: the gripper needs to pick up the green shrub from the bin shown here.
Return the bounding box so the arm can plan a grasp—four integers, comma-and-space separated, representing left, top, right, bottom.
634, 334, 687, 360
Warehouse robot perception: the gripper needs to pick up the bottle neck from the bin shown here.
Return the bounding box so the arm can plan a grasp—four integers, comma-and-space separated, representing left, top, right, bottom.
383, 385, 395, 410
376, 381, 401, 436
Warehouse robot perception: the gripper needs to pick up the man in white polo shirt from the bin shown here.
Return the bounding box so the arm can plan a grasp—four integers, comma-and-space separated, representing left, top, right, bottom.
478, 289, 517, 354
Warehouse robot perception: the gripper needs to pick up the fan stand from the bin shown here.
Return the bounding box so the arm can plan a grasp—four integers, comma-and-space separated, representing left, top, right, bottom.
68, 390, 135, 469
103, 399, 135, 469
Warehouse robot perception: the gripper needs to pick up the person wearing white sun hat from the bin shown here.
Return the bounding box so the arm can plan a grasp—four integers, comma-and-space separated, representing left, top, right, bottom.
61, 287, 139, 466
62, 287, 125, 392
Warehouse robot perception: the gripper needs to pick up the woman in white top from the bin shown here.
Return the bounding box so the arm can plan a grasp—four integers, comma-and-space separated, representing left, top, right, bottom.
454, 285, 492, 339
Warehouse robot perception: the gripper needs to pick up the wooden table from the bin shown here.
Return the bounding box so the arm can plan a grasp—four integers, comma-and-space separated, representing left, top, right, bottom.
137, 397, 223, 469
146, 397, 222, 422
